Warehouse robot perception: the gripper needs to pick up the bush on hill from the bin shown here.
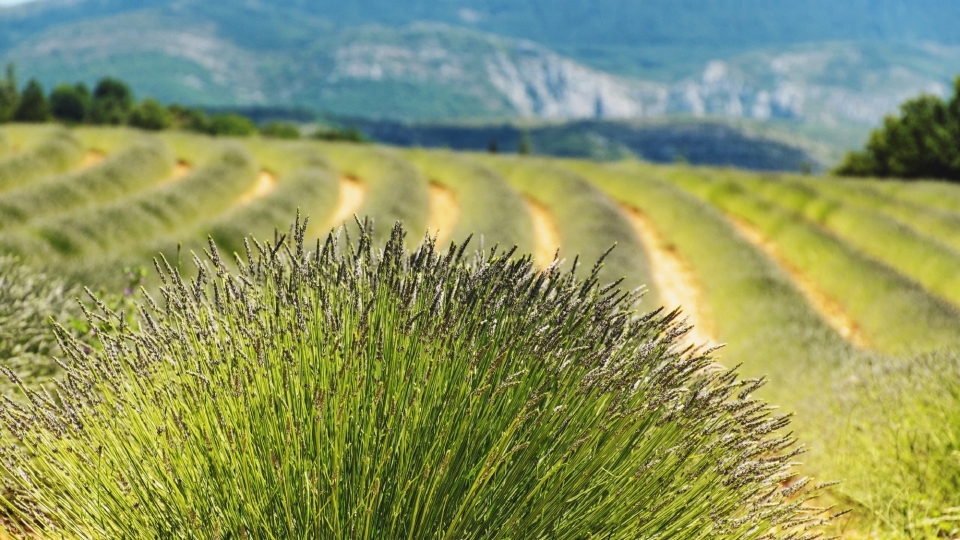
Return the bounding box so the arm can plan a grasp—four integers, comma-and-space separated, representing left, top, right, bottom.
90, 77, 134, 125
836, 77, 960, 180
207, 112, 258, 136
0, 221, 832, 539
13, 79, 51, 123
128, 98, 172, 130
260, 120, 301, 139
50, 83, 91, 123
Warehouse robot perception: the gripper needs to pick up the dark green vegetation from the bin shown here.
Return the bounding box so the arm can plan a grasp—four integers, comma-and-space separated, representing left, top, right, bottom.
838, 78, 960, 180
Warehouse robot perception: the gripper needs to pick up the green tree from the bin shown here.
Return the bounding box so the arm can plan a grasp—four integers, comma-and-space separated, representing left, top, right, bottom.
90, 77, 133, 125
13, 79, 51, 123
128, 98, 172, 131
0, 63, 19, 123
50, 83, 91, 123
836, 77, 960, 180
207, 112, 257, 136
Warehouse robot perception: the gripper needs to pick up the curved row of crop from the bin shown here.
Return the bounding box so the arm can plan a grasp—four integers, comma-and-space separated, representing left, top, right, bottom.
404, 149, 536, 256
29, 145, 258, 260
0, 137, 174, 230
478, 155, 660, 307
317, 143, 429, 247
0, 129, 84, 193
670, 168, 960, 355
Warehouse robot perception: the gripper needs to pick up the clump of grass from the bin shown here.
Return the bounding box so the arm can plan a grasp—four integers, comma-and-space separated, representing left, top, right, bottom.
825, 351, 960, 538
0, 219, 832, 539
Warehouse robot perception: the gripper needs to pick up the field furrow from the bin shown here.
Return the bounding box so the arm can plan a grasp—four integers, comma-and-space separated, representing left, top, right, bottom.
28, 145, 258, 259
0, 129, 84, 193
237, 170, 278, 206
622, 204, 717, 348
317, 143, 429, 247
404, 150, 535, 255
524, 196, 562, 269
670, 168, 960, 355
0, 138, 175, 230
323, 176, 367, 234
478, 156, 658, 303
426, 182, 459, 247
77, 150, 106, 170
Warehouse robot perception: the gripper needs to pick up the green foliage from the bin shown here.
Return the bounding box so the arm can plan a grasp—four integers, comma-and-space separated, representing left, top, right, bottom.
90, 77, 134, 125
207, 113, 257, 137
128, 98, 173, 131
0, 139, 174, 231
49, 83, 91, 124
0, 64, 19, 123
13, 79, 51, 123
167, 103, 212, 132
518, 130, 532, 155
836, 78, 960, 180
0, 221, 830, 539
0, 129, 84, 193
260, 121, 301, 139
405, 149, 536, 255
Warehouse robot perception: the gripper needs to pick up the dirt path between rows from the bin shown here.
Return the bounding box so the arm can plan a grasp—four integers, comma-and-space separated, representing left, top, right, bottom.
326, 176, 367, 230
157, 160, 192, 187
524, 196, 561, 269
426, 182, 459, 247
728, 215, 870, 349
77, 150, 105, 170
237, 170, 278, 206
624, 206, 718, 349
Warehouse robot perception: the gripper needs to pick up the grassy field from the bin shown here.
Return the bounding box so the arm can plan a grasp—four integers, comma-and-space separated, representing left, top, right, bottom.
2, 125, 960, 538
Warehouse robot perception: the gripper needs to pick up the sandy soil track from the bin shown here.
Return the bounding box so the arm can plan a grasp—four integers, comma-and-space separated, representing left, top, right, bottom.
426, 182, 459, 246
77, 150, 105, 170
729, 215, 870, 349
524, 196, 561, 269
237, 170, 278, 206
624, 206, 718, 348
326, 176, 367, 229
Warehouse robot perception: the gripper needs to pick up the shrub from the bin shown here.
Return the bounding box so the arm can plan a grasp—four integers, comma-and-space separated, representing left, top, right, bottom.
311, 126, 367, 142
835, 77, 960, 180
208, 112, 257, 136
49, 83, 91, 123
0, 220, 831, 539
129, 98, 172, 131
260, 121, 301, 139
89, 77, 133, 125
13, 79, 50, 123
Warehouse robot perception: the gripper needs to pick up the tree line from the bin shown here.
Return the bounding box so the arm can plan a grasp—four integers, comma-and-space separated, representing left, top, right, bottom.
0, 65, 366, 141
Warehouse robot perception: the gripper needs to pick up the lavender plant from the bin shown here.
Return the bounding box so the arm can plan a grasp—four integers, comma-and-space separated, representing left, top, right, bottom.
0, 219, 833, 539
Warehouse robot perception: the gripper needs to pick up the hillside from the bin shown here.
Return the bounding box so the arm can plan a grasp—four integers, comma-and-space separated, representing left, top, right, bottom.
0, 0, 957, 154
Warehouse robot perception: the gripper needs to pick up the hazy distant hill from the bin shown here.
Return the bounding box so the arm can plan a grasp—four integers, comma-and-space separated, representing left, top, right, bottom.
1, 0, 959, 154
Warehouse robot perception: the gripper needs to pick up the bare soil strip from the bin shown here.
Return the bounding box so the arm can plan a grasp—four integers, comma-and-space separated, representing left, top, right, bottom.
728, 215, 870, 349
524, 196, 561, 269
326, 176, 367, 229
77, 150, 106, 170
624, 206, 718, 348
426, 182, 459, 246
158, 160, 192, 187
237, 170, 278, 206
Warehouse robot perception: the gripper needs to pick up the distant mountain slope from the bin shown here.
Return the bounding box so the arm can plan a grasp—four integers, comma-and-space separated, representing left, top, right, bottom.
1, 0, 959, 157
